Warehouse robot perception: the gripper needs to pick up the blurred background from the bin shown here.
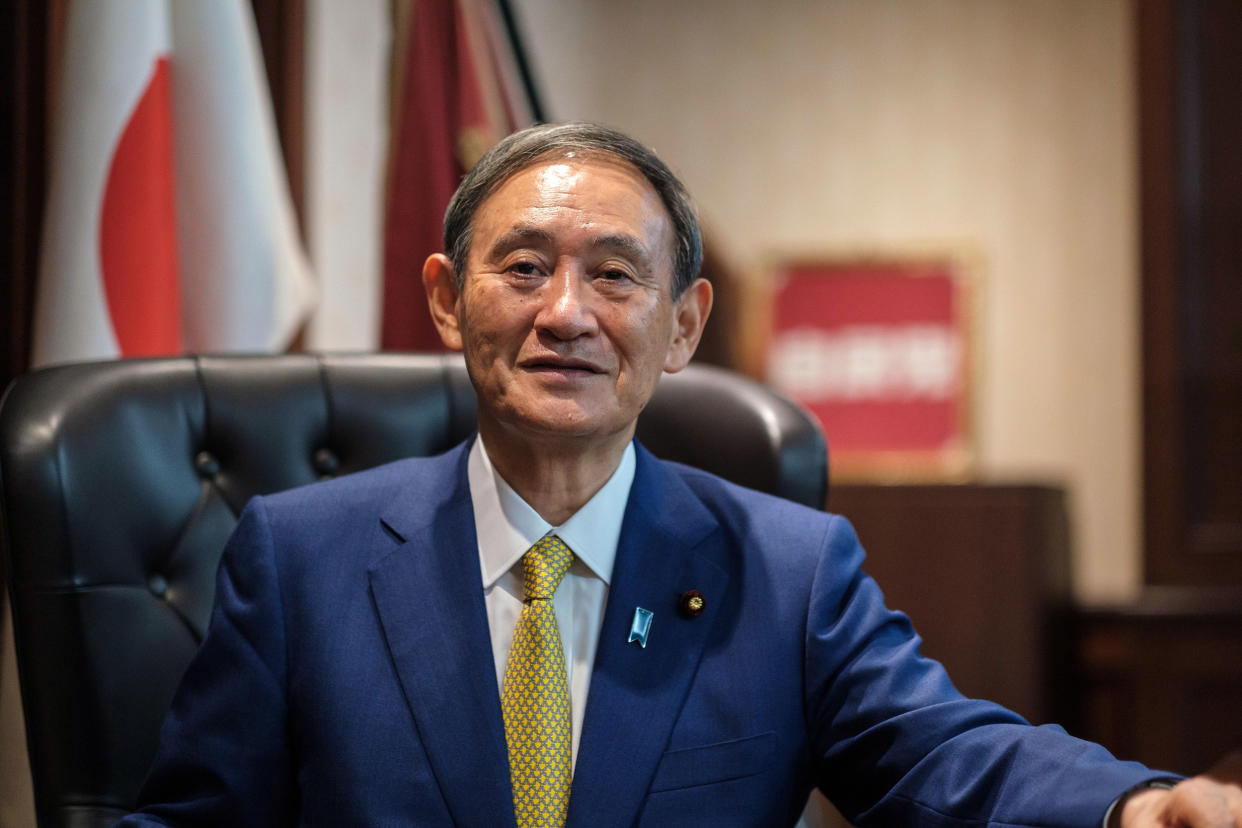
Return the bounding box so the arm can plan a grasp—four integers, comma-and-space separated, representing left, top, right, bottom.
2, 1, 1240, 825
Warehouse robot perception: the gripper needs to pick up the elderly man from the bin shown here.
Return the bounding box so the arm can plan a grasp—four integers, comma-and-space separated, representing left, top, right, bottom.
123, 123, 1242, 827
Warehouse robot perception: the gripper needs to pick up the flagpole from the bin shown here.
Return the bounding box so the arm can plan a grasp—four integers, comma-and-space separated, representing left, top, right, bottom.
492, 0, 546, 123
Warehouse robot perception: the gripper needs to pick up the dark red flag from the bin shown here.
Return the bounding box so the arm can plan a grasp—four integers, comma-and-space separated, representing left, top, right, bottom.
381, 0, 533, 351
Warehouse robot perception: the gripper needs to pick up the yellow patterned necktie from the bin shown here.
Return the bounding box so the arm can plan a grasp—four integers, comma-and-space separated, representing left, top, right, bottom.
502, 535, 575, 828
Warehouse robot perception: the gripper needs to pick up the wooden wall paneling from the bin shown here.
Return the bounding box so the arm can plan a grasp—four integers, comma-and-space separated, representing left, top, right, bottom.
1140, 0, 1242, 585
1193, 0, 1242, 563
1137, 0, 1181, 585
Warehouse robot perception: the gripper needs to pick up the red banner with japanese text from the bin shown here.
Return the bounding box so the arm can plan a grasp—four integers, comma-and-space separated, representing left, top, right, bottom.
766, 257, 974, 479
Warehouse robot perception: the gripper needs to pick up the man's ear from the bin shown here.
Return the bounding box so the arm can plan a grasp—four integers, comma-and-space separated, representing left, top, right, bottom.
423, 253, 463, 351
663, 277, 714, 373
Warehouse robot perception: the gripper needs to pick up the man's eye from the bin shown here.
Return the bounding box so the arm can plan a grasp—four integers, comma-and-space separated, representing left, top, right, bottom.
508, 261, 540, 276
599, 268, 632, 282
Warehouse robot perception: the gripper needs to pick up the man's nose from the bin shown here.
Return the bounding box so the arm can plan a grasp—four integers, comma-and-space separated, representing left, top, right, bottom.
536, 266, 597, 340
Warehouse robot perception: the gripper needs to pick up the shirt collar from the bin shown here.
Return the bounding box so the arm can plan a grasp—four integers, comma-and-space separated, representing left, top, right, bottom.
469, 436, 635, 589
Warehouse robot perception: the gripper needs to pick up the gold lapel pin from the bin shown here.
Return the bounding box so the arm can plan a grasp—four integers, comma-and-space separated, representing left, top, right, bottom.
679, 590, 705, 618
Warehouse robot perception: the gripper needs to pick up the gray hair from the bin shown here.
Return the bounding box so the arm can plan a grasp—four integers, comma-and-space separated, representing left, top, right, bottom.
442, 122, 702, 298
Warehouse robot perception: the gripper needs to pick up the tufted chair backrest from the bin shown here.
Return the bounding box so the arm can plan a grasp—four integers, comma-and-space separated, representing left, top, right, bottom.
0, 352, 827, 828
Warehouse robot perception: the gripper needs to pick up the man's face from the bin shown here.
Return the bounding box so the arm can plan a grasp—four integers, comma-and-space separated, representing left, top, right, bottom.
437, 155, 698, 448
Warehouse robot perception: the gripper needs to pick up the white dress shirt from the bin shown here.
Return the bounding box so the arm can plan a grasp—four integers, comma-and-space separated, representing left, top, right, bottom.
468, 436, 635, 772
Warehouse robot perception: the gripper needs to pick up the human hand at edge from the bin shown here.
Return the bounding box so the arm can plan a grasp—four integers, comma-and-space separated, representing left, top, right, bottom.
1120, 777, 1242, 827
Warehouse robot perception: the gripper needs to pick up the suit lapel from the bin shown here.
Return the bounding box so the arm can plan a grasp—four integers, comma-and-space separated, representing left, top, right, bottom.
368, 445, 517, 827
567, 446, 730, 828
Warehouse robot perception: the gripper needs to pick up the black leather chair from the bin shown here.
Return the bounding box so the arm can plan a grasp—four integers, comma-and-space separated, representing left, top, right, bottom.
0, 353, 827, 827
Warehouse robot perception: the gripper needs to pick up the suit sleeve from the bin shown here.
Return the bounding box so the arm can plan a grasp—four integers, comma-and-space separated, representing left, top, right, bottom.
117, 497, 295, 827
804, 515, 1168, 827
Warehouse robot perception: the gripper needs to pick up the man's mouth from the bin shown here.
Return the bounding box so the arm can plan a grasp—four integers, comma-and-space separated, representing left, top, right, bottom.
520, 356, 604, 374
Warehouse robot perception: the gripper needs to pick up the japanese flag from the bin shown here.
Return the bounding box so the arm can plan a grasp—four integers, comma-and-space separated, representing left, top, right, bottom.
32, 0, 316, 368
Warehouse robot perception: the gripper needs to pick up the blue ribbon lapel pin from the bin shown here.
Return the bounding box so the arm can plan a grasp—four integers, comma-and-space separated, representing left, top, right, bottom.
628, 606, 654, 648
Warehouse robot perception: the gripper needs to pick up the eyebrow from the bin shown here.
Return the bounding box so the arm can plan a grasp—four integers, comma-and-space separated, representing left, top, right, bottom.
485, 225, 652, 267
590, 233, 650, 266
486, 226, 555, 261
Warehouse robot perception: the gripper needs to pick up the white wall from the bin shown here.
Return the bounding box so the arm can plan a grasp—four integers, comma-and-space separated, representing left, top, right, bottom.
512, 0, 1139, 603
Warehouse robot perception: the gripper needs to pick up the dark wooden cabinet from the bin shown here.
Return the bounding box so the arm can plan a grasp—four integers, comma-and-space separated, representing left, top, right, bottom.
828, 483, 1072, 725
1071, 588, 1242, 774
830, 484, 1242, 778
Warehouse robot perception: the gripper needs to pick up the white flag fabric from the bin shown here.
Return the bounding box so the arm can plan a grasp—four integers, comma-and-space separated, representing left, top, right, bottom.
32, 0, 316, 369
33, 0, 177, 366
169, 0, 315, 352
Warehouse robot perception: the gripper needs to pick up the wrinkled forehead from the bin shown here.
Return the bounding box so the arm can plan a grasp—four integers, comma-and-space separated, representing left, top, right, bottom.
512, 145, 635, 180
471, 152, 676, 264
483, 148, 660, 212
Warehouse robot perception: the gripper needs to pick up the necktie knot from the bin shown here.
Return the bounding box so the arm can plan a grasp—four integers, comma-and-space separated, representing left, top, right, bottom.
522, 535, 574, 601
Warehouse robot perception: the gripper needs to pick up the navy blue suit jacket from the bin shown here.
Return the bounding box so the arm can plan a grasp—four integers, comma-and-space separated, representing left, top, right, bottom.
123, 440, 1161, 826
